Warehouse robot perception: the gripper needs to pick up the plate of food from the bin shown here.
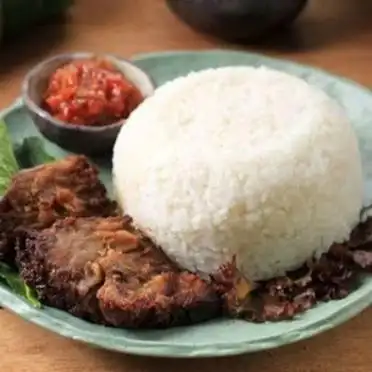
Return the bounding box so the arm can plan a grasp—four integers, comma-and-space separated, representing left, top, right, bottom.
1, 49, 372, 358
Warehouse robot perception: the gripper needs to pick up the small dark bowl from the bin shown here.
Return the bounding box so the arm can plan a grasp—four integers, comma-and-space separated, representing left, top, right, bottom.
22, 53, 155, 157
166, 0, 308, 42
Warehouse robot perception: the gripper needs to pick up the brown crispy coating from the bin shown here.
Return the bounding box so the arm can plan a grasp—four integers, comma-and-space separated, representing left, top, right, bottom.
0, 155, 117, 263
16, 216, 220, 328
211, 243, 362, 323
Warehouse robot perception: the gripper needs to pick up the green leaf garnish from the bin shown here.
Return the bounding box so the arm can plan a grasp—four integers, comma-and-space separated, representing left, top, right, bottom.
0, 124, 46, 308
15, 136, 56, 168
0, 120, 19, 194
0, 263, 41, 308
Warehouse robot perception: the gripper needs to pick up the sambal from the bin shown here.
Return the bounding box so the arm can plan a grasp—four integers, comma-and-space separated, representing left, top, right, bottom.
43, 58, 144, 126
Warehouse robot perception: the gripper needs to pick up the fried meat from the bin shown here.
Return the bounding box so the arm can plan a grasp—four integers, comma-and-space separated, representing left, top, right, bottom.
0, 155, 117, 263
16, 216, 220, 328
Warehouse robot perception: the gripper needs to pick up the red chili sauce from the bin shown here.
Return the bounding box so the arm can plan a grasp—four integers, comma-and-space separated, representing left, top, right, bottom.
43, 58, 144, 126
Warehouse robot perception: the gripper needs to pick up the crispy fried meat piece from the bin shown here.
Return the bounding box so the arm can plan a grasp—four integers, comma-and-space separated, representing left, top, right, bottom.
212, 243, 361, 322
16, 216, 220, 328
0, 155, 117, 263
210, 218, 372, 323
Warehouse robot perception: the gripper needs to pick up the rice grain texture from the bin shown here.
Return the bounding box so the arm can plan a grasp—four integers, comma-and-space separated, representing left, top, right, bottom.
112, 66, 363, 281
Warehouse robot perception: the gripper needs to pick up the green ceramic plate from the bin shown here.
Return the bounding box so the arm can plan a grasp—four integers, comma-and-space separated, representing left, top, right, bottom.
1, 50, 372, 358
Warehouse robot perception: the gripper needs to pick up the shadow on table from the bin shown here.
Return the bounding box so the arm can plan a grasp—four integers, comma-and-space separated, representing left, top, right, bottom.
206, 0, 372, 53
258, 0, 372, 52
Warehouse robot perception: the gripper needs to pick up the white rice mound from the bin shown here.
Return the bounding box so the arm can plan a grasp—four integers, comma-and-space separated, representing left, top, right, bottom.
112, 66, 364, 281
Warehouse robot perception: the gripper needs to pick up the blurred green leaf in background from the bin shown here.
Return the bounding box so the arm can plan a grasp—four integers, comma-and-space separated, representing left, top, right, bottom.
1, 0, 73, 38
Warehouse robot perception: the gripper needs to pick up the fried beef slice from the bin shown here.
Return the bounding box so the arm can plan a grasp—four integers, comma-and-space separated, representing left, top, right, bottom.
212, 244, 360, 323
16, 216, 220, 328
212, 260, 316, 322
212, 218, 372, 323
0, 155, 117, 263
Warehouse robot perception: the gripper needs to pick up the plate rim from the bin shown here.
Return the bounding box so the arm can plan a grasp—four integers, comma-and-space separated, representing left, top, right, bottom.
1, 49, 372, 358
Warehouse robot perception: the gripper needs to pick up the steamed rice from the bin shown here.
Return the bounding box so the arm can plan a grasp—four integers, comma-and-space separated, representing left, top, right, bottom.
112, 66, 363, 281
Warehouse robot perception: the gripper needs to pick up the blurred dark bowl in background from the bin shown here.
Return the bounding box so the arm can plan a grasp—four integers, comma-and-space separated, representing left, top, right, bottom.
166, 0, 308, 43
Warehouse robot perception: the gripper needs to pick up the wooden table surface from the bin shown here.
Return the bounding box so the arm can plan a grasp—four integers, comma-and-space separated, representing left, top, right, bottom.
2, 0, 372, 370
